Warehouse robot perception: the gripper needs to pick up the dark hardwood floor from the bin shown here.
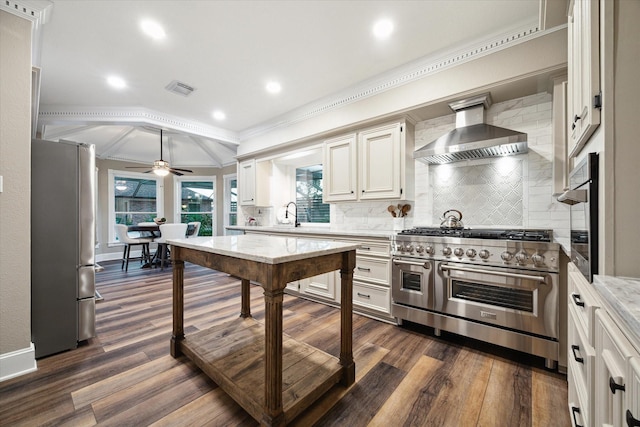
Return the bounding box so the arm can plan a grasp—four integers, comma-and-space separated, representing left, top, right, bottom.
0, 260, 570, 426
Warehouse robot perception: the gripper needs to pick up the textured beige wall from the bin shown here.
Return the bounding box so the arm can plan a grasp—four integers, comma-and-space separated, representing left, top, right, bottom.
0, 11, 32, 355
95, 159, 236, 259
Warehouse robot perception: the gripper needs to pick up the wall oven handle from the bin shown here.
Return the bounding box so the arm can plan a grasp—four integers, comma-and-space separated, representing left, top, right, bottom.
393, 260, 431, 269
440, 264, 546, 283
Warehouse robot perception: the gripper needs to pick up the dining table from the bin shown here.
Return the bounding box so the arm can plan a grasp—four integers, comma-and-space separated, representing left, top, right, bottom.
126, 223, 196, 267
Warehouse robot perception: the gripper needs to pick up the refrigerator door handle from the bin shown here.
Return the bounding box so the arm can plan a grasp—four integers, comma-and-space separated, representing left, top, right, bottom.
78, 265, 95, 299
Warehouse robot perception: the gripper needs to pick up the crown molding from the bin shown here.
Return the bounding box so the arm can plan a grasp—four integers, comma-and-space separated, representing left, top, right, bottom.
0, 0, 52, 23
38, 105, 241, 145
239, 21, 566, 141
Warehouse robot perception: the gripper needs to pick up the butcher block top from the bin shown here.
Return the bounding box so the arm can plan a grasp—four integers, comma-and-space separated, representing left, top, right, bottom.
167, 234, 358, 264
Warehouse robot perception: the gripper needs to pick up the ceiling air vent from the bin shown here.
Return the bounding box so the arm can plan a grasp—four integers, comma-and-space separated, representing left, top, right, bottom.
165, 80, 196, 97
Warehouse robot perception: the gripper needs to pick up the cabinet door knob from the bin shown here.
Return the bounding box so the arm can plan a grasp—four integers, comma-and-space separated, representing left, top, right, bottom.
627, 409, 640, 427
574, 114, 582, 123
609, 376, 626, 394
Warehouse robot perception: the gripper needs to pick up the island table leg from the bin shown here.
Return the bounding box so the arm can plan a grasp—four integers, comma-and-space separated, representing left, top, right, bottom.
240, 278, 251, 318
339, 250, 356, 386
170, 258, 185, 357
262, 287, 285, 427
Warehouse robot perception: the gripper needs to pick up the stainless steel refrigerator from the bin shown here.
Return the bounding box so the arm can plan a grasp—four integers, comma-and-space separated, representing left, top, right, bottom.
31, 139, 96, 358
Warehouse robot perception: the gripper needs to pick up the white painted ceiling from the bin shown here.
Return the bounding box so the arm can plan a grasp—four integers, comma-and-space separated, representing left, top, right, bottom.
29, 0, 544, 169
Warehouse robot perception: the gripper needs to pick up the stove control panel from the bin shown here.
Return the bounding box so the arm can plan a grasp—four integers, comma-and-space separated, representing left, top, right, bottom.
392, 237, 560, 272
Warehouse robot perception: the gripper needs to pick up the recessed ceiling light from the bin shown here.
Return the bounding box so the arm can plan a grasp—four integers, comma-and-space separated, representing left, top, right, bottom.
107, 75, 126, 89
266, 81, 282, 94
140, 20, 166, 40
212, 110, 226, 120
372, 19, 394, 40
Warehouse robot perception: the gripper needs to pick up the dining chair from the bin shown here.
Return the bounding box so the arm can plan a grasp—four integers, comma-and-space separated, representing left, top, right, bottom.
187, 221, 201, 237
154, 223, 188, 270
114, 224, 154, 272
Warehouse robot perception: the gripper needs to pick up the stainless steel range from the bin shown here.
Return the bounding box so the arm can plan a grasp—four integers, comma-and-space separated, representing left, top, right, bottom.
391, 227, 560, 368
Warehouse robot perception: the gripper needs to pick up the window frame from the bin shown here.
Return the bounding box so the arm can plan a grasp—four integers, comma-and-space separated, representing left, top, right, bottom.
173, 175, 216, 236
223, 173, 237, 235
292, 162, 330, 227
108, 169, 164, 245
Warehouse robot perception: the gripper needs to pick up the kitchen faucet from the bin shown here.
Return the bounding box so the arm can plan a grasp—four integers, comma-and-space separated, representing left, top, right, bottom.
285, 201, 300, 227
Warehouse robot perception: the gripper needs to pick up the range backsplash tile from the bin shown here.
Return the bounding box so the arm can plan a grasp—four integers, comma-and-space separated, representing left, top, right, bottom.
430, 160, 523, 226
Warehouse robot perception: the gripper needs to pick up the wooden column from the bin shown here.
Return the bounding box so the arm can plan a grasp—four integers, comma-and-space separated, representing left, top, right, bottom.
170, 256, 185, 358
339, 250, 356, 386
262, 283, 285, 427
240, 278, 251, 318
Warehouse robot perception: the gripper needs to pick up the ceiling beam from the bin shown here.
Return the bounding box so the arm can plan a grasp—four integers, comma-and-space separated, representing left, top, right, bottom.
43, 124, 94, 141
100, 127, 137, 158
188, 135, 223, 168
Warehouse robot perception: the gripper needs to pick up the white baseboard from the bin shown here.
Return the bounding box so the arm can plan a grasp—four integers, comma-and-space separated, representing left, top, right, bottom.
0, 343, 37, 382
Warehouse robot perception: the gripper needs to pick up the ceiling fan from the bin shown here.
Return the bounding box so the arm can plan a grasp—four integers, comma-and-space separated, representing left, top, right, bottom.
126, 129, 193, 176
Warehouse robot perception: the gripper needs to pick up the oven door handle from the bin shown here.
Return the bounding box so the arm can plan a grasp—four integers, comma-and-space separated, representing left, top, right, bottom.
393, 259, 431, 269
440, 264, 547, 283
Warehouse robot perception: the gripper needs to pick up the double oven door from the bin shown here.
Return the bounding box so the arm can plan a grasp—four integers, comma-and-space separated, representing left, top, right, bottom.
434, 261, 559, 340
392, 257, 434, 310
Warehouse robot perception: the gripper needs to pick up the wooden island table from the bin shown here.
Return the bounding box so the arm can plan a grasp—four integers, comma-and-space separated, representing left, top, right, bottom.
167, 234, 357, 426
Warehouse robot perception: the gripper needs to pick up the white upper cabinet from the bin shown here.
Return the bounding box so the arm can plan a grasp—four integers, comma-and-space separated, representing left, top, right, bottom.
238, 159, 271, 206
323, 120, 414, 203
567, 0, 601, 158
323, 133, 357, 201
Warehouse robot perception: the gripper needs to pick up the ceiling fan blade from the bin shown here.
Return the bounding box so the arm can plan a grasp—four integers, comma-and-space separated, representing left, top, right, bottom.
169, 169, 184, 176
170, 167, 193, 173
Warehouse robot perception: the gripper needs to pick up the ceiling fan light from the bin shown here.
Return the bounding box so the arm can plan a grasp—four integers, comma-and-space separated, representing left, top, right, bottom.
153, 168, 170, 176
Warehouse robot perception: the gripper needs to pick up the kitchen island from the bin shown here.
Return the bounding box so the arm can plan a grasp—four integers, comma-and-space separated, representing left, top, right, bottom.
167, 234, 357, 426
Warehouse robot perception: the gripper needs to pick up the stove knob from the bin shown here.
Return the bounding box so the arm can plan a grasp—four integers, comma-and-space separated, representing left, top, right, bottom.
425, 246, 435, 255
466, 249, 477, 258
415, 245, 425, 254
454, 248, 464, 257
397, 244, 406, 253
515, 251, 529, 264
479, 249, 490, 259
531, 253, 545, 266
442, 247, 452, 256
406, 245, 415, 253
501, 251, 514, 262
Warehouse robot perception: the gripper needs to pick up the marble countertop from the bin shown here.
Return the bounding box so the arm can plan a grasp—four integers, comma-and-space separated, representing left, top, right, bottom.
167, 234, 358, 265
226, 225, 396, 239
593, 275, 640, 347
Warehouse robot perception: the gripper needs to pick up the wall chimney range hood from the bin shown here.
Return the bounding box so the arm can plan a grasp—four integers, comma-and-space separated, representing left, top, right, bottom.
413, 93, 528, 164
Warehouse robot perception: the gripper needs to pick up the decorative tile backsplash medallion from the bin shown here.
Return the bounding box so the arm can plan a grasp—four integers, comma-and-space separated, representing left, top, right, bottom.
430, 158, 524, 226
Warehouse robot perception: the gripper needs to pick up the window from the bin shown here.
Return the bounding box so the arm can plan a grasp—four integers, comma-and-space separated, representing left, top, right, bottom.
296, 165, 329, 224
174, 176, 215, 236
223, 174, 237, 234
108, 170, 164, 243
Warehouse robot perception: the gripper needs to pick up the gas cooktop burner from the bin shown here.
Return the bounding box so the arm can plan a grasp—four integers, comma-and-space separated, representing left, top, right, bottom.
398, 227, 552, 242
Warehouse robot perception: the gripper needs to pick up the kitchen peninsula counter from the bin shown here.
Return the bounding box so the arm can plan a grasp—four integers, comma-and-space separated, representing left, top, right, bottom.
167, 235, 357, 426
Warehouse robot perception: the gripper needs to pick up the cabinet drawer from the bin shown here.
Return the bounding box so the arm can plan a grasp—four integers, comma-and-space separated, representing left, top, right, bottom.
568, 270, 600, 342
568, 304, 595, 424
355, 241, 389, 256
354, 256, 390, 285
353, 282, 390, 314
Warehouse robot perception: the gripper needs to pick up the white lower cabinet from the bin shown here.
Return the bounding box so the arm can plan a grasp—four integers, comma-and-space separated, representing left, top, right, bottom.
244, 230, 394, 322
567, 262, 640, 427
594, 309, 637, 427
628, 358, 640, 427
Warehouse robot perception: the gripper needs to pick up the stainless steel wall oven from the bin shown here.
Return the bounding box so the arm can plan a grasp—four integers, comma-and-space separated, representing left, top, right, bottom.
560, 152, 599, 282
392, 228, 560, 368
